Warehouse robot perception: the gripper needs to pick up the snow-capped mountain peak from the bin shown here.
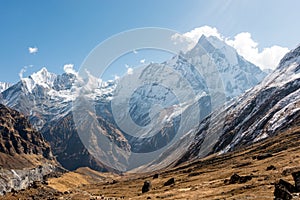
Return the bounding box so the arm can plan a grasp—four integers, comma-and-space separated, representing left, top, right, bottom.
183, 35, 266, 98
29, 67, 57, 88
19, 67, 57, 93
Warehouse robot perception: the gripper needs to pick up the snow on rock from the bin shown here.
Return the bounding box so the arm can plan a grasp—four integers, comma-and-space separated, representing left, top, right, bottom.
168, 43, 300, 166
0, 82, 11, 93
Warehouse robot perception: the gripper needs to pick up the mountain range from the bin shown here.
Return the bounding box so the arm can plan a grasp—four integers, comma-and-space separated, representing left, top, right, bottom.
0, 35, 268, 172
141, 42, 300, 171
1, 36, 282, 171
0, 34, 299, 199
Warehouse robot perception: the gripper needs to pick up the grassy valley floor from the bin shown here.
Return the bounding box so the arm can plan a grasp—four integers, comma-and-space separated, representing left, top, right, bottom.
1, 126, 300, 199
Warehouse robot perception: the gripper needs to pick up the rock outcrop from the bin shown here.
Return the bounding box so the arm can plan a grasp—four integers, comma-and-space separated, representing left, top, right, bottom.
0, 104, 59, 195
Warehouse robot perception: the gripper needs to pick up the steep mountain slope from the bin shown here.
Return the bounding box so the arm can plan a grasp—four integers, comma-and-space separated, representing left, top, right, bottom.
0, 104, 52, 159
0, 104, 59, 194
41, 113, 121, 172
0, 36, 267, 172
144, 44, 300, 170
0, 68, 121, 171
120, 35, 266, 155
185, 35, 266, 98
2, 123, 300, 199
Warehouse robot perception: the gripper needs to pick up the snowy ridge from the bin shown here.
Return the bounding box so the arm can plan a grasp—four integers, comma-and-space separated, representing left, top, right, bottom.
0, 82, 11, 93
184, 36, 267, 98
21, 67, 57, 93
150, 44, 300, 168
0, 35, 268, 171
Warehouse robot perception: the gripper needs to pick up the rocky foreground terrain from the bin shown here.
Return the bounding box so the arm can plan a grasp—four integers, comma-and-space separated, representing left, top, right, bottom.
0, 104, 61, 195
0, 118, 299, 199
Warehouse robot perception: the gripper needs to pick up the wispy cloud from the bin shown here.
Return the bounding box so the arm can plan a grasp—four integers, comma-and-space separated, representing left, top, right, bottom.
63, 63, 77, 75
127, 68, 133, 75
173, 25, 289, 70
114, 75, 120, 80
140, 59, 146, 64
28, 47, 38, 54
125, 64, 133, 75
183, 25, 223, 41
19, 65, 33, 79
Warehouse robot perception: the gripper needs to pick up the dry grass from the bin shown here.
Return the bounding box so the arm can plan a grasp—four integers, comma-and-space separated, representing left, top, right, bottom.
0, 153, 54, 169
47, 167, 119, 192
74, 126, 300, 199
1, 126, 300, 199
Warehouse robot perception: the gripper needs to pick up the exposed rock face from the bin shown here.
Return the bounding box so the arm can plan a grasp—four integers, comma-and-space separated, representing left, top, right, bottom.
0, 104, 52, 159
41, 113, 114, 172
274, 180, 293, 200
292, 171, 300, 192
0, 164, 57, 195
0, 104, 59, 195
0, 82, 11, 93
273, 177, 300, 200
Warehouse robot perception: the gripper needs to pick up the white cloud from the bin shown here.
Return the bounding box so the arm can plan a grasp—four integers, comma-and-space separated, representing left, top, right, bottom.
125, 64, 133, 75
19, 65, 33, 79
226, 33, 289, 69
140, 59, 146, 64
127, 67, 133, 75
28, 47, 38, 54
171, 26, 224, 53
81, 69, 102, 92
183, 25, 223, 41
176, 25, 289, 70
171, 33, 196, 52
63, 64, 77, 75
19, 68, 26, 79
114, 75, 120, 80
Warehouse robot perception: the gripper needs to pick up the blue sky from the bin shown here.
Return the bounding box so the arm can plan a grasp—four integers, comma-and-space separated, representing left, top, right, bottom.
1, 0, 300, 83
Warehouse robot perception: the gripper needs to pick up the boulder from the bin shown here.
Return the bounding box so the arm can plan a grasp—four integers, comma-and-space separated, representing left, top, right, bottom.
153, 174, 159, 179
142, 180, 151, 193
266, 165, 276, 171
164, 178, 175, 186
253, 153, 273, 160
225, 173, 252, 184
274, 180, 294, 200
292, 171, 300, 192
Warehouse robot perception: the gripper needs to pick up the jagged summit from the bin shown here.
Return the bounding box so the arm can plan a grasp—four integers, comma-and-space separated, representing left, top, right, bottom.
278, 44, 300, 70
21, 67, 57, 92
184, 35, 266, 98
0, 82, 11, 93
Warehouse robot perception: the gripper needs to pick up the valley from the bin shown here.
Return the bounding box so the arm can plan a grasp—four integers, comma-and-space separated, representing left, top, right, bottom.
1, 122, 299, 199
0, 18, 299, 200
